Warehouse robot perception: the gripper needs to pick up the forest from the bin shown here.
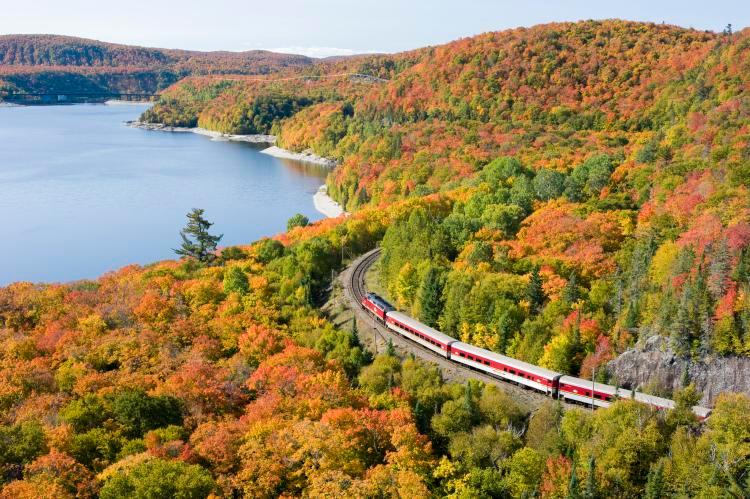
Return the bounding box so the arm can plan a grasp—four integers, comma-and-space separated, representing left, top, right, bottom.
0, 35, 314, 96
0, 198, 749, 497
2, 19, 750, 497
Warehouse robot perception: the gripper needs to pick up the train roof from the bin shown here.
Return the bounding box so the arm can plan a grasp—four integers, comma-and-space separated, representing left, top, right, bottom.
366, 293, 394, 311
453, 341, 561, 380
559, 375, 634, 398
386, 311, 457, 345
633, 391, 675, 410
632, 389, 713, 418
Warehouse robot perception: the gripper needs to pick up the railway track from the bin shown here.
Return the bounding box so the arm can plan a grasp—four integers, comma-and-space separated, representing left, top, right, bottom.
341, 247, 561, 410
350, 248, 381, 304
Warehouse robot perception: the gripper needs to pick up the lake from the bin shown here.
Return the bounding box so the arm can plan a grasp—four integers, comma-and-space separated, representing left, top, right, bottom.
0, 103, 328, 285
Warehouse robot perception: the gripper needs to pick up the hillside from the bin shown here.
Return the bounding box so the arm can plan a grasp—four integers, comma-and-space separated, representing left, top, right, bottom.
142, 20, 750, 389
0, 35, 313, 97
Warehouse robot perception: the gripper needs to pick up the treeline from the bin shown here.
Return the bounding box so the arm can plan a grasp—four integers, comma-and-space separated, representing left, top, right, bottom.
0, 35, 312, 71
0, 34, 315, 97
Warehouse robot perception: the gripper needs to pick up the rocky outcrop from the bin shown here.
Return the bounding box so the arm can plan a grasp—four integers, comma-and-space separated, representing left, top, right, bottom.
607, 335, 750, 406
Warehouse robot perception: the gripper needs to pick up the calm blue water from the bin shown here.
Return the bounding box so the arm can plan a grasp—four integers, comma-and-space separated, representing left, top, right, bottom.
0, 104, 327, 284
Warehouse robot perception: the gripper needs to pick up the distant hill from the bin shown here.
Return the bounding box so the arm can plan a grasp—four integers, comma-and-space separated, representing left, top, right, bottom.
0, 35, 314, 97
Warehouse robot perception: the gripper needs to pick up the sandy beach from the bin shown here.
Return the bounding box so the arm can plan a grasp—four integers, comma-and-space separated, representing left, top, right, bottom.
259, 145, 337, 168
313, 185, 346, 218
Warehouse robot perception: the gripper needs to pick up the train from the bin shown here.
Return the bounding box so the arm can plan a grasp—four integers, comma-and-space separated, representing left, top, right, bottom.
361, 292, 711, 419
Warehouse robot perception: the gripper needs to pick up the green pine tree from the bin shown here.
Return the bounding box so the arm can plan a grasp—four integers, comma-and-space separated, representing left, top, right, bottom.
584, 456, 597, 499
708, 239, 730, 299
385, 338, 396, 357
644, 462, 664, 499
527, 266, 545, 314
568, 463, 580, 499
418, 266, 444, 327
563, 272, 579, 305
671, 284, 692, 355
174, 208, 223, 264
733, 246, 750, 284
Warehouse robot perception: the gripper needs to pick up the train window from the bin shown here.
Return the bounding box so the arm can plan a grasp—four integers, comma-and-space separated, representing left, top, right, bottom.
484, 361, 490, 366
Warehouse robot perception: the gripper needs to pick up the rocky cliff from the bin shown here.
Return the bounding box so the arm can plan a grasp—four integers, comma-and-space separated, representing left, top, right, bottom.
608, 335, 750, 407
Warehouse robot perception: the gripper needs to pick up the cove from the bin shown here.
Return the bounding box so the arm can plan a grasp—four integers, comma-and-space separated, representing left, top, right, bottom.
0, 103, 327, 284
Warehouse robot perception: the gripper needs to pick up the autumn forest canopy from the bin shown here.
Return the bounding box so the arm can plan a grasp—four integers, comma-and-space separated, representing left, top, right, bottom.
2, 19, 750, 498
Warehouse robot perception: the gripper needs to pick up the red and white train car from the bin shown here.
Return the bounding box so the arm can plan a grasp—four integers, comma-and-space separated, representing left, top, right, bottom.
450, 341, 561, 396
558, 375, 633, 408
385, 311, 455, 357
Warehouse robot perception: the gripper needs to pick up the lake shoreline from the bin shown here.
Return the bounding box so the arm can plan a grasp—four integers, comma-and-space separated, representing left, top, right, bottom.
259, 145, 337, 168
128, 120, 344, 218
126, 120, 276, 144
313, 185, 346, 218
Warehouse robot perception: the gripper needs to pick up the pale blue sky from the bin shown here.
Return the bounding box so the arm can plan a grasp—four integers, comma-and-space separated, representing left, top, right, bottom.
2, 0, 749, 57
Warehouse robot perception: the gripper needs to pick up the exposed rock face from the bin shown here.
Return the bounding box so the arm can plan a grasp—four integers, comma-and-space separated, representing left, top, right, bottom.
607, 335, 750, 407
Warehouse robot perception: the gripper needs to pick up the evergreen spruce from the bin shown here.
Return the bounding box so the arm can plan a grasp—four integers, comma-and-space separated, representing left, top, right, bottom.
174, 208, 223, 264
385, 338, 396, 357
527, 266, 545, 314
418, 266, 443, 327
584, 456, 597, 499
671, 284, 692, 355
644, 462, 665, 499
568, 463, 580, 499
563, 272, 579, 305
734, 246, 750, 284
708, 239, 730, 299
681, 364, 690, 387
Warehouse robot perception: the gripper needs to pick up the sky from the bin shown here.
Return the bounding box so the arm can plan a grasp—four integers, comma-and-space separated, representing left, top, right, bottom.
2, 0, 749, 57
